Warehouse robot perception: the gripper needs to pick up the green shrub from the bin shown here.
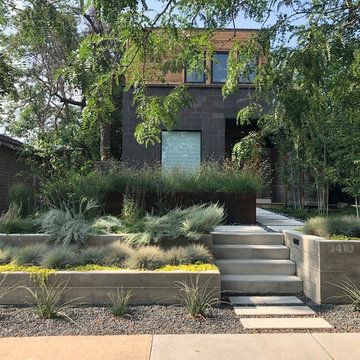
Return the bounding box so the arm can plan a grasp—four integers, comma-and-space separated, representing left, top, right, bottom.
25, 280, 78, 320
0, 246, 18, 264
41, 246, 79, 269
182, 244, 214, 264
0, 203, 37, 234
105, 241, 133, 267
107, 288, 132, 317
303, 216, 360, 238
176, 276, 219, 318
8, 183, 36, 217
166, 247, 188, 265
39, 199, 96, 245
125, 204, 224, 246
121, 196, 144, 224
79, 247, 108, 266
92, 216, 123, 234
13, 243, 48, 266
126, 246, 166, 270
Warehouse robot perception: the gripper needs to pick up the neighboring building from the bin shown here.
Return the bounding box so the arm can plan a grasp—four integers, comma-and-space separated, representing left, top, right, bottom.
0, 134, 25, 214
122, 29, 282, 202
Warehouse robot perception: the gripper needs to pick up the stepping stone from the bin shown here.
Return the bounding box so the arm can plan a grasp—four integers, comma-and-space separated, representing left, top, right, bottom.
240, 317, 333, 329
234, 306, 315, 316
229, 296, 303, 305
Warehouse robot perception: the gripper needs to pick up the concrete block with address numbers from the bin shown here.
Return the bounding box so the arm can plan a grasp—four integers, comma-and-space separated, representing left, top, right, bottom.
283, 230, 360, 304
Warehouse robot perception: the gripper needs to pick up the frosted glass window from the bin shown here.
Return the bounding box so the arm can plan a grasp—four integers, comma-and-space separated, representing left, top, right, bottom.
162, 131, 201, 171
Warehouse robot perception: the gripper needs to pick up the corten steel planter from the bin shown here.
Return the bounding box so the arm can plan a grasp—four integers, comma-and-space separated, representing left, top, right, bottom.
0, 270, 220, 305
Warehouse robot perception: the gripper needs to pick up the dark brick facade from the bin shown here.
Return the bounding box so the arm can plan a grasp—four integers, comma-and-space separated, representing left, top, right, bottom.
0, 136, 25, 214
122, 86, 257, 164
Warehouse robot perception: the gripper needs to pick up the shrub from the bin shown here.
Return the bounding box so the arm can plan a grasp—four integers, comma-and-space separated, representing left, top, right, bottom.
107, 288, 132, 317
125, 204, 224, 246
331, 279, 360, 311
92, 216, 123, 234
182, 244, 214, 264
105, 241, 133, 267
121, 195, 144, 224
41, 246, 79, 269
180, 204, 224, 240
126, 246, 166, 270
166, 247, 188, 265
303, 216, 360, 238
0, 246, 18, 264
0, 203, 37, 234
25, 280, 78, 320
39, 199, 96, 245
79, 247, 108, 266
13, 243, 48, 266
8, 183, 36, 217
176, 276, 219, 318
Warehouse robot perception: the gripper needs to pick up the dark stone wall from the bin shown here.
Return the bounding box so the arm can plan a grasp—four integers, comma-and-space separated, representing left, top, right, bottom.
0, 146, 26, 214
122, 86, 257, 164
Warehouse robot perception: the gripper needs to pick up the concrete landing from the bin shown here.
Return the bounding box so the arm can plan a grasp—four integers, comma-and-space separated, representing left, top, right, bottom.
256, 208, 305, 232
234, 305, 315, 316
229, 296, 303, 305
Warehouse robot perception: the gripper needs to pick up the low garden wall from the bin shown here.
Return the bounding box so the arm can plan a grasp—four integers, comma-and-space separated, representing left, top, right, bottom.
0, 234, 213, 250
105, 191, 256, 225
0, 270, 220, 305
283, 230, 360, 304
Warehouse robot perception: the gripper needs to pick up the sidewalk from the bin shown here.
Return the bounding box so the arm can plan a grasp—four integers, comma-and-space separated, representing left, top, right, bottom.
1, 333, 360, 360
256, 208, 304, 232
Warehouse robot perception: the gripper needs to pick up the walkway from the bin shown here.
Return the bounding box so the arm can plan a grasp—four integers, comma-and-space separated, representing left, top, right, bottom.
0, 333, 359, 359
256, 208, 304, 232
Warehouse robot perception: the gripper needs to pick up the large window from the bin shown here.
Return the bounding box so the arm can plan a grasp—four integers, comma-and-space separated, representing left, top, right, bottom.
162, 131, 201, 171
239, 60, 257, 83
211, 52, 228, 83
185, 61, 205, 83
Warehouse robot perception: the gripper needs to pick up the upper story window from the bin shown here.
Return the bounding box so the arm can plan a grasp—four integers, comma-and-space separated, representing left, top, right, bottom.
239, 60, 257, 83
211, 52, 228, 83
185, 61, 205, 83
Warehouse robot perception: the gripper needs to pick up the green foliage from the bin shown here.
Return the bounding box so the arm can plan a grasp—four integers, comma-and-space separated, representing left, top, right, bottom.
0, 246, 18, 265
25, 280, 78, 320
125, 246, 166, 270
121, 196, 144, 224
166, 247, 188, 266
125, 204, 223, 246
303, 216, 360, 238
182, 244, 214, 264
331, 280, 360, 311
107, 288, 132, 317
13, 243, 48, 266
0, 203, 37, 234
105, 241, 133, 267
41, 246, 79, 269
176, 276, 219, 318
38, 199, 96, 246
79, 247, 108, 266
8, 183, 35, 217
92, 216, 123, 234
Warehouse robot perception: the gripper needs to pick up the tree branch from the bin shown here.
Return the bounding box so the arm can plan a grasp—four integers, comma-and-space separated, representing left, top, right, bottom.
51, 93, 86, 107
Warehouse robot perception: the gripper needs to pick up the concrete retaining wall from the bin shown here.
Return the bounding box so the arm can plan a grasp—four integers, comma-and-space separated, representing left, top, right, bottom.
0, 270, 220, 305
283, 230, 360, 304
0, 234, 213, 251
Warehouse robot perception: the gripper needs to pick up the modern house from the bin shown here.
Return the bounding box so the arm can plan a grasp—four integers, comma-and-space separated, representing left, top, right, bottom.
0, 134, 25, 214
122, 29, 284, 203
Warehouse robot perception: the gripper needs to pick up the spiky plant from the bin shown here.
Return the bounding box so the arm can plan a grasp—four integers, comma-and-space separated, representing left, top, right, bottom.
125, 246, 166, 270
182, 244, 214, 264
331, 279, 360, 311
105, 241, 133, 267
41, 246, 79, 269
13, 243, 49, 266
107, 287, 132, 317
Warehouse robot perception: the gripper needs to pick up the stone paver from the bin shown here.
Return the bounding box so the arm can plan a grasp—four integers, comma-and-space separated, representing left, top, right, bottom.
312, 333, 360, 360
214, 225, 267, 233
150, 334, 332, 360
241, 317, 333, 330
229, 296, 303, 305
0, 335, 152, 360
234, 305, 315, 316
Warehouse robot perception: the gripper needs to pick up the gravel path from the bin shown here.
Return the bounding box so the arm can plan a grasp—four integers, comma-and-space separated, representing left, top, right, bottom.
1, 299, 360, 337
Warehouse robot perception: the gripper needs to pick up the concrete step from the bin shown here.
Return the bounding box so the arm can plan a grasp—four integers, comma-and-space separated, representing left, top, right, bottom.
215, 259, 295, 275
221, 275, 303, 294
240, 317, 333, 329
212, 233, 283, 245
213, 245, 289, 260
229, 296, 303, 305
234, 305, 315, 316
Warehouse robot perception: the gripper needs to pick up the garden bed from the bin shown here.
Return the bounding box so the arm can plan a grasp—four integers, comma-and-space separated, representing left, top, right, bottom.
283, 229, 360, 304
0, 269, 220, 305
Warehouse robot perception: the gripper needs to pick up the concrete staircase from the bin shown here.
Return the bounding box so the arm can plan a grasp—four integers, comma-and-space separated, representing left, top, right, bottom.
213, 232, 303, 294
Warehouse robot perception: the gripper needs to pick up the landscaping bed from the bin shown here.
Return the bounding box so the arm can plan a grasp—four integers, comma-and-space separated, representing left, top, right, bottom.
1, 299, 360, 337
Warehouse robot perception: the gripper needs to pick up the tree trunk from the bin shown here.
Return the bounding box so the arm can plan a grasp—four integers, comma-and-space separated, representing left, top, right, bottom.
100, 122, 111, 161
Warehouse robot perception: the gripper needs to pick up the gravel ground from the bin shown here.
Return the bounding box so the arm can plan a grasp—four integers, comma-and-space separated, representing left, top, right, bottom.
1, 298, 360, 337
